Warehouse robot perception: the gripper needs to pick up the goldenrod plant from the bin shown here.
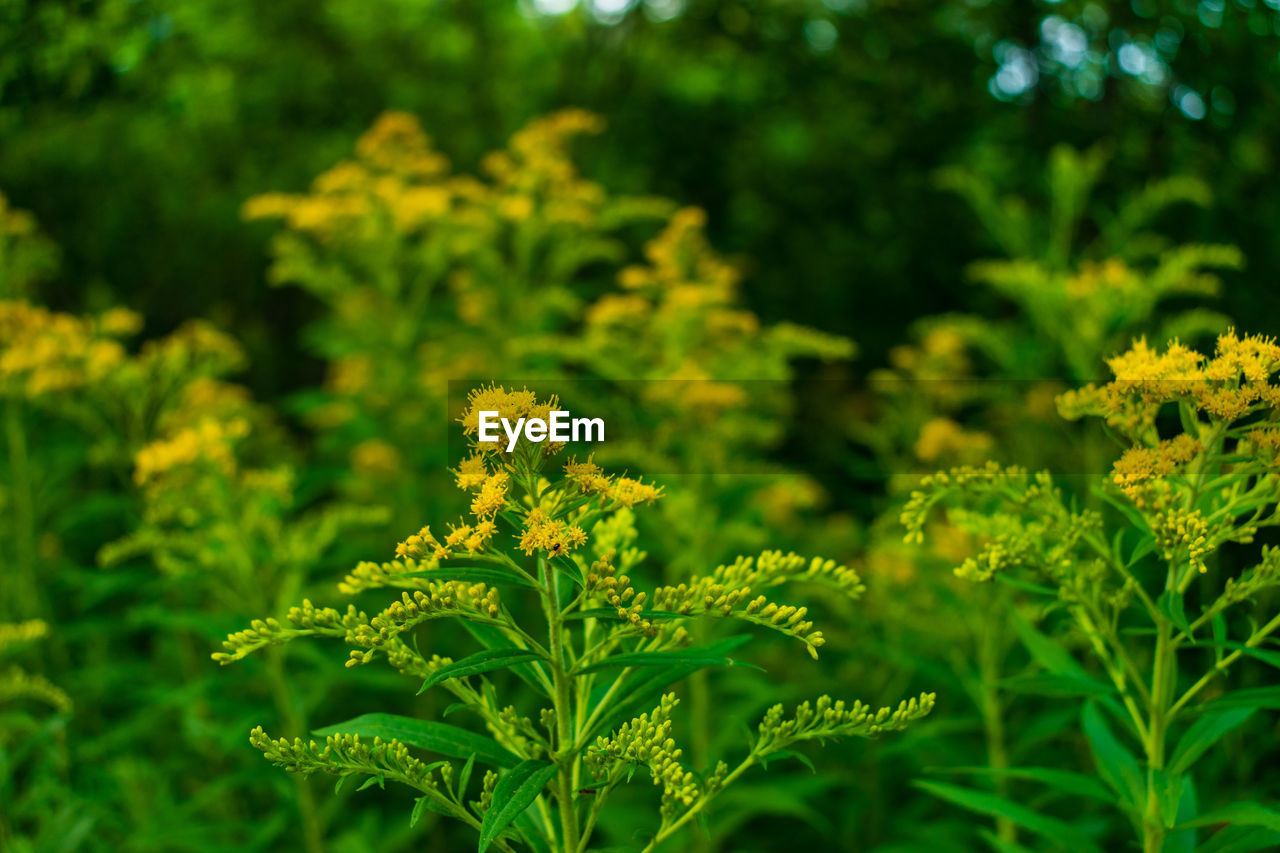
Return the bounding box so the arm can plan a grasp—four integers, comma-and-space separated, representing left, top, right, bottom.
0, 619, 79, 850
216, 387, 934, 852
244, 111, 852, 562
848, 151, 1247, 848
905, 331, 1280, 852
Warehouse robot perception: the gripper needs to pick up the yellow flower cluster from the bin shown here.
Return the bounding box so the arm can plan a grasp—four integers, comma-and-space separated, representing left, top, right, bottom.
1059, 331, 1280, 433
517, 508, 587, 556
246, 108, 615, 242
0, 300, 133, 397
457, 384, 564, 455
1111, 434, 1199, 504
913, 417, 994, 464
564, 456, 663, 507
133, 417, 251, 486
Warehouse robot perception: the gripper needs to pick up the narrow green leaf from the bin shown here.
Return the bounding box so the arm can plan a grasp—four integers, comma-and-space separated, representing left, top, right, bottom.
419, 649, 546, 695
1082, 701, 1145, 809
1190, 687, 1280, 714
586, 635, 752, 740
478, 760, 559, 853
574, 648, 761, 676
1212, 614, 1228, 665
1179, 802, 1280, 832
402, 566, 538, 589
1195, 826, 1280, 853
915, 780, 1100, 852
940, 765, 1112, 802
410, 796, 429, 828
998, 673, 1115, 698
1010, 611, 1087, 677
764, 749, 816, 774
1167, 775, 1198, 853
314, 714, 519, 768
1169, 708, 1254, 775
462, 621, 550, 697
458, 754, 475, 800
1159, 591, 1192, 635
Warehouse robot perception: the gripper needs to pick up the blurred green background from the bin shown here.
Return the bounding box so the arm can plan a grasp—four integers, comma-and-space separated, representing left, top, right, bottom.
6, 0, 1277, 390
5, 2, 1280, 851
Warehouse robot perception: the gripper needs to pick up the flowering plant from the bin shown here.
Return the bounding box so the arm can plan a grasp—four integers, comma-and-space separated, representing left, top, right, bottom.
905, 331, 1280, 852
217, 387, 934, 852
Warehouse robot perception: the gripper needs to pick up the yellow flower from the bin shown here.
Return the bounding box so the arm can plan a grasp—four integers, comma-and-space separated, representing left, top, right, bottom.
470, 472, 510, 518
134, 417, 251, 486
352, 439, 402, 479
913, 418, 993, 464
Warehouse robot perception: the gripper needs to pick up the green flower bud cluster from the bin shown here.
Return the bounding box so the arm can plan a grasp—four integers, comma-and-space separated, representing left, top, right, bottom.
586, 553, 656, 637
1222, 545, 1280, 606
756, 692, 938, 752
249, 726, 445, 794
213, 599, 358, 663
0, 664, 72, 712
346, 584, 503, 667
650, 551, 862, 657
586, 694, 698, 815
338, 556, 439, 595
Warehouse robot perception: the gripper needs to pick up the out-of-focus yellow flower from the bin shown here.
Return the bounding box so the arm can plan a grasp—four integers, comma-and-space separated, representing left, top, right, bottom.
352, 439, 402, 479
914, 418, 993, 464
134, 417, 250, 486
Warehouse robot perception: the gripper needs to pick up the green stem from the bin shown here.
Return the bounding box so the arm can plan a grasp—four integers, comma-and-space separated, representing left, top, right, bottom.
544, 558, 581, 852
978, 603, 1015, 844
267, 648, 326, 853
5, 399, 39, 622
1142, 619, 1174, 853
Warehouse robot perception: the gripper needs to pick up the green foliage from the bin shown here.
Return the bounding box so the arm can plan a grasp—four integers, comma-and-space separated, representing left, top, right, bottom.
906, 332, 1280, 851
218, 387, 934, 851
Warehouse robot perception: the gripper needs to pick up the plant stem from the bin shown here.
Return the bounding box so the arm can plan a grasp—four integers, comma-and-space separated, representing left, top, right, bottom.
544, 558, 581, 852
4, 399, 39, 622
978, 601, 1015, 844
267, 647, 326, 853
1141, 618, 1173, 853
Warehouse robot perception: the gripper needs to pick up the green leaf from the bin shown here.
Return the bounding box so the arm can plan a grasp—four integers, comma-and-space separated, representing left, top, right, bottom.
1195, 826, 1280, 853
1168, 708, 1254, 775
462, 621, 550, 697
940, 766, 1112, 802
1159, 591, 1192, 635
314, 714, 519, 768
574, 648, 762, 676
1167, 775, 1198, 853
759, 749, 816, 773
586, 635, 752, 740
478, 760, 559, 853
402, 566, 538, 589
458, 754, 475, 800
1010, 611, 1089, 678
914, 780, 1100, 852
419, 649, 546, 695
1082, 701, 1145, 810
1190, 687, 1280, 714
1180, 802, 1280, 832
410, 794, 455, 825
551, 556, 585, 589
998, 673, 1115, 699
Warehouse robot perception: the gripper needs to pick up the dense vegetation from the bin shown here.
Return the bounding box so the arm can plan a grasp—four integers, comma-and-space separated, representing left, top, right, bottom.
2, 2, 1279, 851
